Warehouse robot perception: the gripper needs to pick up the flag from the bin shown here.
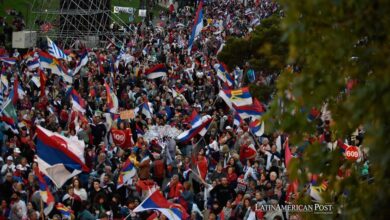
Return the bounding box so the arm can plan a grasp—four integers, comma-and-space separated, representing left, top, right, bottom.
177, 117, 213, 143
187, 110, 202, 128
39, 69, 47, 97
104, 82, 118, 113
183, 169, 192, 180
233, 111, 242, 128
285, 138, 292, 168
1, 69, 8, 90
117, 157, 136, 189
72, 51, 88, 75
199, 115, 212, 136
188, 1, 204, 54
140, 99, 153, 119
284, 138, 298, 202
69, 89, 86, 113
12, 74, 19, 105
55, 203, 73, 218
0, 57, 17, 65
39, 51, 72, 83
214, 63, 234, 88
34, 167, 55, 215
114, 46, 125, 69
136, 123, 144, 136
142, 103, 152, 119
144, 64, 168, 79
249, 119, 264, 137
111, 128, 133, 149
133, 190, 188, 220
309, 182, 327, 202
47, 37, 69, 60
1, 97, 18, 133
36, 126, 89, 188
0, 114, 18, 133
26, 57, 40, 71
233, 100, 264, 120
218, 87, 252, 109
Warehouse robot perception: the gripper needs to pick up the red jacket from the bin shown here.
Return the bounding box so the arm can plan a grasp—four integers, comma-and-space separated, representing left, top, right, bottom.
168, 182, 183, 199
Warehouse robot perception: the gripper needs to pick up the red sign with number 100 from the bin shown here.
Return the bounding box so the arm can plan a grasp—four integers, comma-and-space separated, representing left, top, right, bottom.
345, 146, 359, 161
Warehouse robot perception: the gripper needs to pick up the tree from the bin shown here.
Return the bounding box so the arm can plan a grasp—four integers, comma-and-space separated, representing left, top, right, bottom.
218, 15, 287, 75
218, 15, 288, 103
220, 0, 390, 219
268, 0, 390, 219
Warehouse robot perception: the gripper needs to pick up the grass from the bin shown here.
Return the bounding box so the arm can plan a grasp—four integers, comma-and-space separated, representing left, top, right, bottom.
0, 0, 167, 26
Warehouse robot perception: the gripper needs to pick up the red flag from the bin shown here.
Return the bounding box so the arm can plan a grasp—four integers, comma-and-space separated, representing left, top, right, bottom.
285, 138, 292, 168
39, 69, 47, 97
284, 138, 298, 201
146, 211, 159, 220
13, 74, 19, 105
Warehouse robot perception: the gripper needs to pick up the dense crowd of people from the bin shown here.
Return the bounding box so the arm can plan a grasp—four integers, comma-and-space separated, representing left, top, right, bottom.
0, 0, 369, 220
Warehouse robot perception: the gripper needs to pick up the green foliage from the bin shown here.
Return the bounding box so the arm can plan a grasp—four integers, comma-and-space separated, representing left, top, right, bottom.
248, 83, 274, 103
271, 0, 390, 219
218, 15, 288, 74
221, 0, 390, 219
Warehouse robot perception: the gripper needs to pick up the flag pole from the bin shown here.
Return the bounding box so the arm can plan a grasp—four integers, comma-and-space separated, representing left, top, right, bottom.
40, 196, 44, 220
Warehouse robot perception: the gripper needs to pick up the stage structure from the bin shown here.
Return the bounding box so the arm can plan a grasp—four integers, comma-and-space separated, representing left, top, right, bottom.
30, 0, 129, 48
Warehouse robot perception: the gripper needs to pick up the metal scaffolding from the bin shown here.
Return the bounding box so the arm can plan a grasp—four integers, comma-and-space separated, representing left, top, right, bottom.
30, 0, 129, 48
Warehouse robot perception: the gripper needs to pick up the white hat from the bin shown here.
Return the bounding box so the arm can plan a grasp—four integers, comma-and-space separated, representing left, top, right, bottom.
225, 126, 233, 130
7, 156, 13, 161
14, 148, 21, 154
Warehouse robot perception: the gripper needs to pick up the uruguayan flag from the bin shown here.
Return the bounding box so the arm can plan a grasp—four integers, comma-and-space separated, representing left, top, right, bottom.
47, 37, 69, 61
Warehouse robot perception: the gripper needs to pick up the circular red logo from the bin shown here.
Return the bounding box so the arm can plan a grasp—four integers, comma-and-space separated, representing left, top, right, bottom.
345, 146, 359, 161
113, 130, 126, 145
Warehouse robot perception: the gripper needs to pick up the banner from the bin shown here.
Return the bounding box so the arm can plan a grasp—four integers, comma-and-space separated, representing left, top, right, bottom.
120, 110, 134, 120
113, 6, 135, 14
111, 128, 132, 149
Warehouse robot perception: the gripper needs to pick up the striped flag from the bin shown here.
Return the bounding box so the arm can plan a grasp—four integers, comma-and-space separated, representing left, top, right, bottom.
218, 87, 253, 109
249, 118, 264, 137
233, 98, 265, 120
117, 157, 136, 189
34, 167, 55, 215
72, 51, 88, 75
39, 51, 72, 83
177, 117, 213, 143
69, 89, 86, 113
188, 0, 204, 55
144, 64, 168, 79
0, 57, 17, 65
36, 126, 89, 188
104, 82, 118, 113
0, 97, 19, 133
134, 190, 189, 220
26, 57, 40, 71
233, 111, 242, 128
55, 203, 73, 218
47, 37, 69, 60
214, 63, 234, 89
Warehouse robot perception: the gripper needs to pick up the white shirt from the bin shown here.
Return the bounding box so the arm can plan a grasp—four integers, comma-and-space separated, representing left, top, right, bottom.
10, 199, 27, 220
74, 188, 88, 201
